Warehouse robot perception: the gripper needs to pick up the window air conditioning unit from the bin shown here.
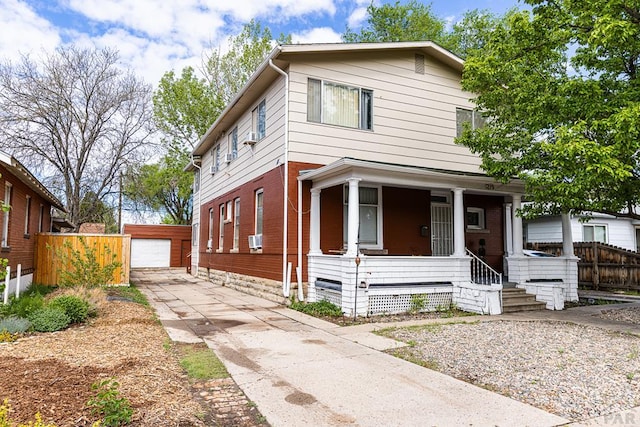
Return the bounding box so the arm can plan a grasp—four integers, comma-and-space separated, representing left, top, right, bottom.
243, 132, 257, 146
248, 234, 263, 249
209, 165, 217, 174
224, 153, 234, 163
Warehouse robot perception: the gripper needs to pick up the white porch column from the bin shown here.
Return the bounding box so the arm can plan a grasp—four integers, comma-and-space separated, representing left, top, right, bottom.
346, 178, 361, 256
561, 212, 574, 257
512, 194, 524, 256
453, 188, 466, 256
504, 203, 513, 256
309, 188, 322, 255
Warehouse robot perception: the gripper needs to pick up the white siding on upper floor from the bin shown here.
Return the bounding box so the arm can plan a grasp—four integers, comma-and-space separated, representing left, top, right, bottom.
287, 50, 482, 173
199, 76, 286, 203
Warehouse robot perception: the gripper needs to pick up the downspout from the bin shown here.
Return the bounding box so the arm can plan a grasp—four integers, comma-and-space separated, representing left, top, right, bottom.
268, 56, 290, 296
297, 177, 303, 300
190, 155, 202, 275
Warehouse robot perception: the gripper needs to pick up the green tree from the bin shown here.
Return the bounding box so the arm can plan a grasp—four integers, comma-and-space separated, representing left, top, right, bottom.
457, 0, 640, 220
124, 149, 193, 225
79, 192, 118, 233
343, 1, 450, 48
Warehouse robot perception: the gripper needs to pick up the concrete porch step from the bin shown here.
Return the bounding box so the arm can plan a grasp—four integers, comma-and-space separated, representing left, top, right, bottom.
502, 288, 546, 313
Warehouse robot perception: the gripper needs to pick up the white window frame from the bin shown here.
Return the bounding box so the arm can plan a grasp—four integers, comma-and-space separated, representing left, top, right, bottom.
225, 201, 232, 222
252, 100, 266, 140
24, 195, 31, 235
207, 208, 214, 250
343, 185, 383, 249
456, 107, 485, 138
583, 224, 608, 244
233, 198, 240, 251
255, 189, 264, 236
466, 207, 486, 230
307, 78, 373, 131
2, 182, 12, 247
218, 204, 225, 251
193, 169, 200, 193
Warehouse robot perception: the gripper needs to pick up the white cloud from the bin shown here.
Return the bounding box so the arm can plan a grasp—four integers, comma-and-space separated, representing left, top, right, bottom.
0, 0, 61, 61
292, 27, 342, 44
347, 6, 367, 29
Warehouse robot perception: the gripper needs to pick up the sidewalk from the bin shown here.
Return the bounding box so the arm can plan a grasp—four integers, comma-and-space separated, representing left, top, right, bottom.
133, 269, 568, 427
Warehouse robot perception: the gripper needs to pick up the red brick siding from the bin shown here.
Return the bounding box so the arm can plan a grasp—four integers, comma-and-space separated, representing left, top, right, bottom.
319, 185, 344, 253
382, 187, 431, 255
123, 224, 192, 267
464, 194, 505, 272
0, 164, 54, 275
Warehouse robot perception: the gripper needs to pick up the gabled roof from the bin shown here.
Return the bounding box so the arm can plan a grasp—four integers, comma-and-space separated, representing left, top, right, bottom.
0, 151, 65, 211
188, 41, 464, 162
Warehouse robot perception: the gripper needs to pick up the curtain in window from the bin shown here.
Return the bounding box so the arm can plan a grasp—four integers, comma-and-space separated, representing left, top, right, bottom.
307, 79, 321, 122
323, 82, 359, 128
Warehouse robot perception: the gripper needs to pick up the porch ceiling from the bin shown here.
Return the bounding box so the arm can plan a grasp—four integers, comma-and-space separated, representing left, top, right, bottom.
298, 157, 525, 196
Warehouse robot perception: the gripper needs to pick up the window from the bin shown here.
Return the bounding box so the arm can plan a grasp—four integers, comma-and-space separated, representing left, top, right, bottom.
456, 107, 485, 138
207, 208, 214, 250
343, 186, 381, 247
255, 189, 264, 236
252, 100, 266, 140
212, 145, 221, 173
583, 224, 607, 244
466, 207, 485, 230
228, 127, 238, 160
38, 204, 44, 233
233, 198, 240, 250
218, 204, 225, 250
307, 79, 373, 130
2, 183, 12, 247
24, 196, 31, 235
226, 201, 232, 222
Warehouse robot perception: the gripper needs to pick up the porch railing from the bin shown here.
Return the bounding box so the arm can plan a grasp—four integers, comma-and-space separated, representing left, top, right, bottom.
466, 248, 502, 286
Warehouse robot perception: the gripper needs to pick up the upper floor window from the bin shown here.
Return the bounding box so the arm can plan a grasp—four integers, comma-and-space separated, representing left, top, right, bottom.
228, 126, 238, 160
252, 100, 266, 140
583, 224, 607, 244
456, 108, 485, 138
212, 145, 221, 172
308, 79, 373, 130
193, 169, 200, 193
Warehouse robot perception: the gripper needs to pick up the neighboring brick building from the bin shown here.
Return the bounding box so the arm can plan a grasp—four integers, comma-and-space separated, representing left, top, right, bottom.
0, 151, 65, 291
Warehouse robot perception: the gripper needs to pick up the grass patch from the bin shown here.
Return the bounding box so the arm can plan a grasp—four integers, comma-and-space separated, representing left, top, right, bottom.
290, 299, 342, 317
179, 345, 228, 380
107, 284, 149, 306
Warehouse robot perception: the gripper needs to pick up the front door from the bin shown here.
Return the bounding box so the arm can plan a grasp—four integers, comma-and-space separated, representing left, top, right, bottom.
431, 203, 453, 256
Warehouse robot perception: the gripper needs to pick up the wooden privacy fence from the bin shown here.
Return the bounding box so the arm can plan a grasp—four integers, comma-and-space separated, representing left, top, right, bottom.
528, 242, 640, 291
34, 233, 131, 286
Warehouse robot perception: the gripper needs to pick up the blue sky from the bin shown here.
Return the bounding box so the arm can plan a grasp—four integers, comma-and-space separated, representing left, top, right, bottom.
0, 0, 521, 85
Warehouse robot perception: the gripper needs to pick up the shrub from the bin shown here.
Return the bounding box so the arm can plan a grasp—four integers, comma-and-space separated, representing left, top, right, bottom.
87, 379, 133, 427
290, 299, 343, 317
28, 307, 70, 332
49, 295, 90, 324
52, 237, 121, 288
51, 286, 107, 317
0, 294, 45, 318
0, 316, 31, 334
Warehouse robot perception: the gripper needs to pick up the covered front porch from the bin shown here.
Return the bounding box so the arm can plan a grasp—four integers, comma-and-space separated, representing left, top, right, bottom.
298, 158, 578, 317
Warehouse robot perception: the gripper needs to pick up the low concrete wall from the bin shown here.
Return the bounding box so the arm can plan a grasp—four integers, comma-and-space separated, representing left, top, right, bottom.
452, 282, 502, 315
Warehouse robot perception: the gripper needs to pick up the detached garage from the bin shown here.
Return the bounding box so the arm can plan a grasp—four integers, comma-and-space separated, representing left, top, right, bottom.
123, 224, 192, 268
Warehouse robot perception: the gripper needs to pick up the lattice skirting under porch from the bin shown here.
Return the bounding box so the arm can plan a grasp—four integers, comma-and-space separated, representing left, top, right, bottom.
367, 291, 453, 315
316, 287, 342, 307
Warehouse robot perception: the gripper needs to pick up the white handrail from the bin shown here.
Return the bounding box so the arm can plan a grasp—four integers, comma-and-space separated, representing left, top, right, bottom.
465, 248, 502, 286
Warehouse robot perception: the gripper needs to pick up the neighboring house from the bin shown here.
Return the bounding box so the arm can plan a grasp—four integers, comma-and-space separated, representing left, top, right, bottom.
0, 151, 65, 293
525, 213, 640, 252
187, 42, 578, 316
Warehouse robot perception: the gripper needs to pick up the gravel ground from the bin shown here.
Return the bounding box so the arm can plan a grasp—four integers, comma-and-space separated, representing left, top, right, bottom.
381, 319, 640, 421
599, 306, 640, 324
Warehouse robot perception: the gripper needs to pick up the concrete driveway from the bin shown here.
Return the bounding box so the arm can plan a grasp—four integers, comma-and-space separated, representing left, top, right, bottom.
133, 269, 568, 427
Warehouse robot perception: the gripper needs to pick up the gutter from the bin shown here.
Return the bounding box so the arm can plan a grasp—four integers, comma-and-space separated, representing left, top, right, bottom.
268, 54, 290, 296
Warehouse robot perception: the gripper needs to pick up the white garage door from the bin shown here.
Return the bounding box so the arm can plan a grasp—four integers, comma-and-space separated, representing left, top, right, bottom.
131, 239, 171, 268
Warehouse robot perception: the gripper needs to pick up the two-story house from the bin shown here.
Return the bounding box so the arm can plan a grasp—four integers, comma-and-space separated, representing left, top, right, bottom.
187, 42, 579, 316
0, 151, 65, 294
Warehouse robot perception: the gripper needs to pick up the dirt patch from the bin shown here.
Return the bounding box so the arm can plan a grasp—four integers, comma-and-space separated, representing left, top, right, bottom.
0, 300, 208, 426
